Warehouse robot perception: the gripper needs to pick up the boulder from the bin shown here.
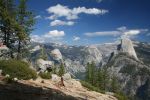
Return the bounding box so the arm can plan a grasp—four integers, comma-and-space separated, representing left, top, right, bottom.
30, 45, 41, 52
51, 49, 62, 61
0, 44, 9, 60
51, 74, 61, 83
37, 59, 54, 72
62, 73, 71, 81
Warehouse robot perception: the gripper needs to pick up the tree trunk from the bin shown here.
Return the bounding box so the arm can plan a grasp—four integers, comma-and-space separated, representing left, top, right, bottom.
61, 77, 65, 87
17, 40, 21, 59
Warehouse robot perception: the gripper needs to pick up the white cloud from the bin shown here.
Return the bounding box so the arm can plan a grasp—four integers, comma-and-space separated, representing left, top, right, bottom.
46, 4, 108, 20
50, 20, 74, 26
85, 26, 148, 38
44, 30, 65, 38
73, 36, 80, 41
124, 30, 140, 35
31, 30, 65, 43
31, 35, 45, 43
117, 26, 127, 31
35, 15, 42, 19
85, 31, 120, 37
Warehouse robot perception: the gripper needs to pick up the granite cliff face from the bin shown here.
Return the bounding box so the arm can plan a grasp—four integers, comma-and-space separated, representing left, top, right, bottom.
30, 38, 141, 75
119, 38, 138, 60
83, 45, 102, 65
51, 49, 63, 61
105, 39, 150, 99
29, 38, 150, 99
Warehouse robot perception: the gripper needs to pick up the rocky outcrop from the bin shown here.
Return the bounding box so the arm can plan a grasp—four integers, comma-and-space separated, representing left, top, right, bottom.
107, 52, 150, 98
83, 45, 102, 65
0, 45, 9, 60
36, 59, 54, 72
30, 45, 41, 52
0, 79, 82, 100
51, 49, 63, 61
119, 38, 138, 60
0, 76, 117, 100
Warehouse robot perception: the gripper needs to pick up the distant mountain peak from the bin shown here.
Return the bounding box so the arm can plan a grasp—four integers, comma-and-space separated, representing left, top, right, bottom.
119, 38, 138, 60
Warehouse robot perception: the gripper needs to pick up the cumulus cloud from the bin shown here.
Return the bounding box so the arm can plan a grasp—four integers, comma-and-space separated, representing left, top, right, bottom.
31, 30, 65, 43
117, 26, 127, 31
50, 20, 74, 26
46, 4, 108, 20
85, 26, 148, 38
44, 30, 65, 37
124, 30, 140, 35
34, 15, 42, 19
73, 36, 80, 41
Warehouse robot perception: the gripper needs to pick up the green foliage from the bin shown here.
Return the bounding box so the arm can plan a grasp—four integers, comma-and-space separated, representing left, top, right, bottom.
137, 67, 150, 76
119, 64, 136, 75
85, 62, 92, 82
58, 63, 65, 76
110, 75, 120, 93
114, 92, 129, 100
80, 80, 104, 93
0, 0, 35, 59
16, 0, 35, 59
84, 62, 130, 100
85, 62, 110, 91
0, 60, 37, 80
100, 67, 110, 91
81, 80, 128, 100
39, 72, 51, 79
3, 77, 14, 83
85, 61, 97, 85
38, 47, 48, 60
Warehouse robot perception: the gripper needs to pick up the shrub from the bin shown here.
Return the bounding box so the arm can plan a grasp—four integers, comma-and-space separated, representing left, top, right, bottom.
119, 64, 136, 75
80, 80, 104, 93
0, 60, 37, 80
114, 93, 129, 100
39, 72, 51, 79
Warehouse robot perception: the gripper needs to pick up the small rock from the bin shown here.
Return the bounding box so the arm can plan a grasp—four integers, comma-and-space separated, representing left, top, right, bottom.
51, 74, 60, 83
5, 74, 10, 78
13, 77, 18, 81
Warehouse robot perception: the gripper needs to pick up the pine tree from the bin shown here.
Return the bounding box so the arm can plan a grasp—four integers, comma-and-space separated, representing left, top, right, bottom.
111, 75, 119, 93
98, 67, 110, 91
0, 0, 23, 58
91, 61, 96, 85
58, 63, 65, 86
0, 0, 16, 48
97, 68, 104, 89
16, 0, 35, 59
85, 61, 97, 85
0, 0, 34, 59
58, 63, 65, 77
85, 62, 91, 82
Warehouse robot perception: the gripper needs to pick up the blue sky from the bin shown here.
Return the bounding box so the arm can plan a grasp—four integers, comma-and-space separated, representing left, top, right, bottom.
27, 0, 150, 45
